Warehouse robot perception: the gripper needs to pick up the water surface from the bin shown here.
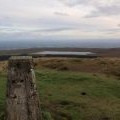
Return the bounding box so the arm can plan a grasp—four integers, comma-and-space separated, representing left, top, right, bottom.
33, 51, 95, 56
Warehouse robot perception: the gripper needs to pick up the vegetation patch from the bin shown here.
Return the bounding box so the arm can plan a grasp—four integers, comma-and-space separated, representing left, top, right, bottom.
36, 69, 120, 120
0, 57, 120, 120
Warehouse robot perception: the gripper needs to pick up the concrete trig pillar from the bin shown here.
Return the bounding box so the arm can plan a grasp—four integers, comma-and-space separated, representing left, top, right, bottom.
6, 56, 42, 120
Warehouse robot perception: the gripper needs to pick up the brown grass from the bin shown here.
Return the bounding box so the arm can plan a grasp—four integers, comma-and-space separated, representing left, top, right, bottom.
0, 61, 7, 72
34, 57, 120, 78
0, 57, 120, 77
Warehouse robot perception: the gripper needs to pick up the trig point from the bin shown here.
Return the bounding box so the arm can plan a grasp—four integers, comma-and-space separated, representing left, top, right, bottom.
6, 56, 42, 120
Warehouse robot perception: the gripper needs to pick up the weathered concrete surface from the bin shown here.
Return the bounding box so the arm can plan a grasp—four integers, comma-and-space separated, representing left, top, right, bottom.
6, 56, 42, 120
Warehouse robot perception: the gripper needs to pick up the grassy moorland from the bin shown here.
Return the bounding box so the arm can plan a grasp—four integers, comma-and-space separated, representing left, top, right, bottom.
0, 57, 120, 120
36, 69, 120, 120
34, 58, 120, 78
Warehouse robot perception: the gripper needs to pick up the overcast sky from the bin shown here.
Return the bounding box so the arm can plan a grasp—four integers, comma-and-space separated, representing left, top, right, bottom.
0, 0, 120, 41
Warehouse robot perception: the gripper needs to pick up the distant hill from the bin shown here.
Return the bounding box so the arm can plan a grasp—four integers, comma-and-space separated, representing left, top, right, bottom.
0, 39, 120, 50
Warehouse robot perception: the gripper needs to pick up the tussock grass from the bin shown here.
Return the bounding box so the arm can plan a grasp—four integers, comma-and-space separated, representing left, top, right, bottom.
34, 58, 120, 78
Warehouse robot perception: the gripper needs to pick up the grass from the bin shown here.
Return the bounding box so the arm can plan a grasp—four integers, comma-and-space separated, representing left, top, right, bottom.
36, 69, 120, 120
0, 73, 6, 120
34, 58, 120, 78
0, 69, 120, 120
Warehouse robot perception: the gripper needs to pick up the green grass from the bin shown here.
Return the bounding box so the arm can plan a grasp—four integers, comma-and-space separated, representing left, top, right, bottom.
0, 73, 6, 120
0, 69, 120, 120
36, 69, 120, 120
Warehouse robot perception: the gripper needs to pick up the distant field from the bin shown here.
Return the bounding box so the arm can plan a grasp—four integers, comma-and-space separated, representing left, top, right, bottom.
0, 57, 120, 120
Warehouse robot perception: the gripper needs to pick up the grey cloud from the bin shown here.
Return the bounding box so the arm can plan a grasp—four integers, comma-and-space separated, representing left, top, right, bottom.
59, 0, 120, 17
58, 0, 88, 7
99, 5, 120, 15
101, 28, 120, 34
84, 14, 98, 18
33, 27, 75, 33
0, 26, 15, 31
0, 15, 94, 34
118, 24, 120, 27
0, 26, 75, 33
96, 5, 120, 16
107, 32, 118, 34
33, 17, 85, 28
59, 0, 120, 7
54, 12, 69, 16
106, 28, 120, 32
0, 16, 75, 29
0, 17, 14, 26
86, 5, 120, 18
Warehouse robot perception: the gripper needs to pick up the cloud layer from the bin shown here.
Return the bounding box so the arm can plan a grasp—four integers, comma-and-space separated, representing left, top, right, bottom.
0, 0, 120, 40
